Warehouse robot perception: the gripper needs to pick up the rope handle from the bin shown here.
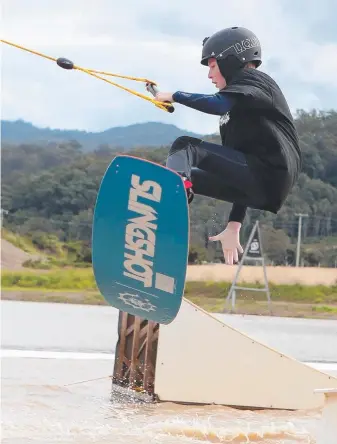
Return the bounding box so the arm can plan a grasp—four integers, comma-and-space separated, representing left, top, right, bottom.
1, 39, 175, 113
145, 82, 175, 113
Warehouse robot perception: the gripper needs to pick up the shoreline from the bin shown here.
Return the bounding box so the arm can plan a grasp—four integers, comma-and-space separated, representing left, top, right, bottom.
2, 289, 337, 320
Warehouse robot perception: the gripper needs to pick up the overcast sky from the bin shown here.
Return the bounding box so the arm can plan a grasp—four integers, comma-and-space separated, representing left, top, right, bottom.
2, 0, 336, 135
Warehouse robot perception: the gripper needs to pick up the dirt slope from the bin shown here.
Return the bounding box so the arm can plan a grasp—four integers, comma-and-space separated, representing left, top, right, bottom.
1, 239, 41, 270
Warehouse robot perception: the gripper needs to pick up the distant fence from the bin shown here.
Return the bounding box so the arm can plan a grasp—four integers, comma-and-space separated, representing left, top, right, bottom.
186, 265, 337, 286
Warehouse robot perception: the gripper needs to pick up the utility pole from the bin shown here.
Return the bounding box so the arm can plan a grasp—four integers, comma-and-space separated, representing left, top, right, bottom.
295, 213, 308, 267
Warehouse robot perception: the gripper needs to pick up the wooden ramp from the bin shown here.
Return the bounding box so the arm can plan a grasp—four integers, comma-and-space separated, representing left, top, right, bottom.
113, 312, 159, 395
113, 298, 337, 410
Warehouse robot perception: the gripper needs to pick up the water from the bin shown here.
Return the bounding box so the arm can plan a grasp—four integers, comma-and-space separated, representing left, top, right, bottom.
2, 300, 337, 443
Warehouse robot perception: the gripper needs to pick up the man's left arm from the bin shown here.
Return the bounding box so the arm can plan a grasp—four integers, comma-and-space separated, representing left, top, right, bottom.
228, 203, 247, 224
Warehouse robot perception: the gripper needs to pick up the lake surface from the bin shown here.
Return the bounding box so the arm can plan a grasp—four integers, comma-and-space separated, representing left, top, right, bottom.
2, 300, 337, 443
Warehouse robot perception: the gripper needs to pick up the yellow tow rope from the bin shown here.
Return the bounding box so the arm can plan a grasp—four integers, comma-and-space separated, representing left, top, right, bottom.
1, 39, 174, 113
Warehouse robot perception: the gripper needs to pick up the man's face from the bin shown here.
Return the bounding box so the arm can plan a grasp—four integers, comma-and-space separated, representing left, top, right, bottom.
207, 58, 226, 90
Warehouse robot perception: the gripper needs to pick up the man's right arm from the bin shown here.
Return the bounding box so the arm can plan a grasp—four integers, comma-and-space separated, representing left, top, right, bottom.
172, 91, 235, 116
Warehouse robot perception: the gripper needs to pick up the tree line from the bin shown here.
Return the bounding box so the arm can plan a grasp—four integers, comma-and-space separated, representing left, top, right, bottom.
2, 109, 337, 267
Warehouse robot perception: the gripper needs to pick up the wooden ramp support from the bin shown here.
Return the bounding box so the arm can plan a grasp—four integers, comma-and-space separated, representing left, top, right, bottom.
113, 311, 159, 395
113, 298, 337, 410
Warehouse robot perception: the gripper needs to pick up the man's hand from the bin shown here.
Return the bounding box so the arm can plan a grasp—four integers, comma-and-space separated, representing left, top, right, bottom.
145, 84, 174, 103
209, 222, 243, 265
154, 92, 174, 103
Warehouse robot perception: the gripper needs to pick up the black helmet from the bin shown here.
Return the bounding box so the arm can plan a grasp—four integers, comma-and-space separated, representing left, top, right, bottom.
201, 27, 262, 82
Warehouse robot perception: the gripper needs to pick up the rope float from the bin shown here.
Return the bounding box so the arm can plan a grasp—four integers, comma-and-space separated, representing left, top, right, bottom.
1, 39, 175, 113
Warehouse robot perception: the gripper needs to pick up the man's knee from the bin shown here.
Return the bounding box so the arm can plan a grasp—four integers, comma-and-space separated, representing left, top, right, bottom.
169, 136, 202, 155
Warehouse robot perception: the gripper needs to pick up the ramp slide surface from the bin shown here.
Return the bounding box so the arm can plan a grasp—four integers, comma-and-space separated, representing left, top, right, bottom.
154, 299, 337, 410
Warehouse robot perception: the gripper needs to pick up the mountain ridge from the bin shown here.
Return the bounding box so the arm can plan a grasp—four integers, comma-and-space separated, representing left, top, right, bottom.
1, 119, 206, 150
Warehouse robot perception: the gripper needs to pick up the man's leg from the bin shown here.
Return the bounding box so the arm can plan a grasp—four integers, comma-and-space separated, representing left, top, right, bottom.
166, 136, 267, 209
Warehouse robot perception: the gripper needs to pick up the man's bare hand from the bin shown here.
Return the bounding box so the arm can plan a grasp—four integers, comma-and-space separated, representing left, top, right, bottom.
154, 92, 174, 103
209, 223, 243, 265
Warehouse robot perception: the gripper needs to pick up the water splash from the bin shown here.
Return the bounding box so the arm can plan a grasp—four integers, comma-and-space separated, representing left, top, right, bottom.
145, 417, 315, 443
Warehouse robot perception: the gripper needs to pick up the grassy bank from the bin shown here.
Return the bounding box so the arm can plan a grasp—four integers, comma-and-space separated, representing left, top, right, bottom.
1, 269, 97, 290
2, 289, 337, 319
2, 269, 337, 319
2, 229, 38, 254
2, 269, 337, 302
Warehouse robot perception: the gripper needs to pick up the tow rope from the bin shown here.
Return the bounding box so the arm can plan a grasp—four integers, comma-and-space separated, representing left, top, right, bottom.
1, 39, 175, 113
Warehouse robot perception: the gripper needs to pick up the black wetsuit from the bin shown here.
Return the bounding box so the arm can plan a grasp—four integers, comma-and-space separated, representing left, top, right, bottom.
167, 68, 302, 223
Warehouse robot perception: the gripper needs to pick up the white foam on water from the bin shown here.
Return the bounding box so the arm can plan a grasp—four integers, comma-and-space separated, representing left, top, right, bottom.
146, 417, 314, 443
307, 362, 337, 370
1, 349, 115, 360
2, 349, 337, 373
306, 362, 337, 377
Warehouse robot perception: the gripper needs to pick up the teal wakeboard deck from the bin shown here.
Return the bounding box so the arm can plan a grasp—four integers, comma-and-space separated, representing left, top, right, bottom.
92, 155, 189, 324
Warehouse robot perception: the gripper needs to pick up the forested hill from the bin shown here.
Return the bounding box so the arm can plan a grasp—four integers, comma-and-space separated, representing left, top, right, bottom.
2, 109, 337, 267
1, 119, 203, 150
